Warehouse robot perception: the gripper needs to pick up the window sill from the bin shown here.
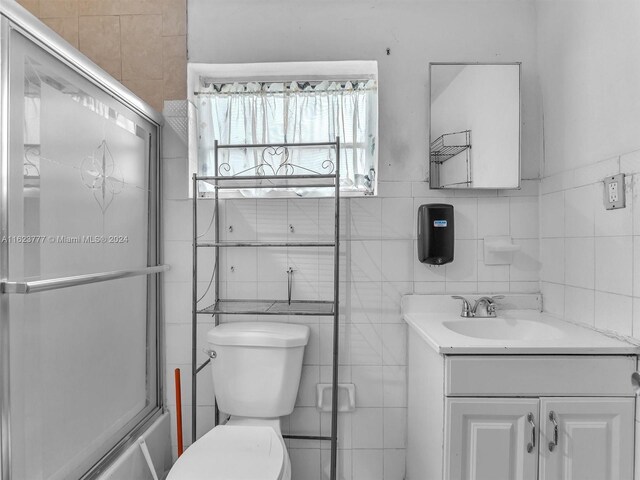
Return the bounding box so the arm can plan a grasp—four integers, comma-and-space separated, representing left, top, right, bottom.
196, 187, 376, 199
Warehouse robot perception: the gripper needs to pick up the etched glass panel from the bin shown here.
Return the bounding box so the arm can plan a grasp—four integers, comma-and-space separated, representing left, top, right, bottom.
6, 29, 158, 480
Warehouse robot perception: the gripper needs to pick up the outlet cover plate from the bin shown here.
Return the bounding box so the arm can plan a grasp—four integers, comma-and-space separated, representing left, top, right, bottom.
604, 173, 625, 210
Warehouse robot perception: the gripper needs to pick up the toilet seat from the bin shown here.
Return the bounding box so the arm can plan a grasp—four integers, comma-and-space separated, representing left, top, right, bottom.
166, 425, 285, 480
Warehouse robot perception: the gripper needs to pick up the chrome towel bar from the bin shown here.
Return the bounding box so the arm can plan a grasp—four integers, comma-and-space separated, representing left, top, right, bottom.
1, 264, 170, 294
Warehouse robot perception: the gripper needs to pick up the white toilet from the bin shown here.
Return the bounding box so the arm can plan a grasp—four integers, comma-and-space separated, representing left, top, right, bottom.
167, 321, 311, 480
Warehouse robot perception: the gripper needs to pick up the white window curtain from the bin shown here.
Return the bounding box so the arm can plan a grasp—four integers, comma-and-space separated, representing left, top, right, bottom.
196, 80, 377, 196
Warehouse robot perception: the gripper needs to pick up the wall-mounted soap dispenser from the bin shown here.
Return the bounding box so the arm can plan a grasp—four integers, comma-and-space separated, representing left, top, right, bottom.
417, 203, 454, 265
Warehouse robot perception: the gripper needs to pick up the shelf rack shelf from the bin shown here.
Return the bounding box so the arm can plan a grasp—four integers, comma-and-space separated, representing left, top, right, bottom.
430, 129, 471, 164
191, 138, 342, 480
196, 241, 335, 248
198, 299, 335, 316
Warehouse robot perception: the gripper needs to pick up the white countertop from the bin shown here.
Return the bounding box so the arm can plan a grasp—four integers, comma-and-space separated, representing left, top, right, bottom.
402, 295, 640, 355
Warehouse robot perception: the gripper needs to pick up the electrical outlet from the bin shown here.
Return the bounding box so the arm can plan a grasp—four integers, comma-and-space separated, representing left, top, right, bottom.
603, 173, 625, 210
608, 182, 619, 202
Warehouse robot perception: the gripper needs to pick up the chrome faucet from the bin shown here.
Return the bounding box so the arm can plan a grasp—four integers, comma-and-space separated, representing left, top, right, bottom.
451, 295, 504, 318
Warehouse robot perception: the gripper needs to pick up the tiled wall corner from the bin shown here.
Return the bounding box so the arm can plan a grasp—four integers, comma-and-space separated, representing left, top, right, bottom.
540, 149, 640, 340
16, 0, 187, 111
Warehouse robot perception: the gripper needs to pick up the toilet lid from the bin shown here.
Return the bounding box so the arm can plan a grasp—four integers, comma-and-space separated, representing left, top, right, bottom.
167, 425, 284, 480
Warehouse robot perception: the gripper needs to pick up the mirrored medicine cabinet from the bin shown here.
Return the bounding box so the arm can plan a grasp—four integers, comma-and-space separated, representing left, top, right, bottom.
429, 63, 521, 190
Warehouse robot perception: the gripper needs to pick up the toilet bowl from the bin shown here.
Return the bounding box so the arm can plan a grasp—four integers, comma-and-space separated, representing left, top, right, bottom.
166, 322, 309, 480
166, 419, 290, 480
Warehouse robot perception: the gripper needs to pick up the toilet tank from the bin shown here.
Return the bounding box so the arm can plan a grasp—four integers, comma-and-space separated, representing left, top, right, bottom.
207, 322, 310, 418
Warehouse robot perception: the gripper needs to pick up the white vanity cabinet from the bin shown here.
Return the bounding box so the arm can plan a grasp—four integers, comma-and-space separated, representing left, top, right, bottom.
538, 398, 635, 480
445, 397, 635, 480
406, 329, 639, 480
445, 398, 539, 480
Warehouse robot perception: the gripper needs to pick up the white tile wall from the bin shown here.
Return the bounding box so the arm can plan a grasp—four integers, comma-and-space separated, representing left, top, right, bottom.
595, 236, 632, 296
161, 103, 540, 479
564, 286, 595, 326
564, 185, 594, 237
352, 449, 383, 480
595, 291, 633, 336
564, 237, 594, 289
540, 148, 640, 340
478, 198, 510, 238
540, 238, 564, 284
540, 191, 564, 238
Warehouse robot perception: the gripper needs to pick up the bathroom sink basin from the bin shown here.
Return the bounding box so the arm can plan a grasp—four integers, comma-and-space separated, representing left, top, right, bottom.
402, 295, 640, 354
442, 318, 565, 341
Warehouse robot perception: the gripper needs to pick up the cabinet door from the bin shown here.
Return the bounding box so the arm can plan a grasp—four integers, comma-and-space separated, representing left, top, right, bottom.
445, 398, 539, 480
539, 398, 635, 480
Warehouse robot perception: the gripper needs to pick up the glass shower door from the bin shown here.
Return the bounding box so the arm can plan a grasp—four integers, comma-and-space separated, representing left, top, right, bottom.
2, 21, 161, 480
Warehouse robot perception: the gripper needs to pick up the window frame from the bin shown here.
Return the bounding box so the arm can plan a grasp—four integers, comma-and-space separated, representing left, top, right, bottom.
187, 61, 379, 198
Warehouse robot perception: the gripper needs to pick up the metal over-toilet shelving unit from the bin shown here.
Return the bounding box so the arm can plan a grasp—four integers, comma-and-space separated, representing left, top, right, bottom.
191, 138, 341, 480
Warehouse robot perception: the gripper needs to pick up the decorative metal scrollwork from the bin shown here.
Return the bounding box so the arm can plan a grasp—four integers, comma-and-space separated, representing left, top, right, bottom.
218, 145, 335, 177
24, 145, 41, 177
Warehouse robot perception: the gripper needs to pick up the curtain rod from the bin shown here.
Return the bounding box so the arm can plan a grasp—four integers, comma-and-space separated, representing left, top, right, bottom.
194, 88, 377, 96
198, 79, 375, 92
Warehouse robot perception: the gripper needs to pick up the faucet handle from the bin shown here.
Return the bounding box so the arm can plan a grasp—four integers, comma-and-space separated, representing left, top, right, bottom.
451, 295, 470, 305
488, 295, 505, 312
472, 295, 505, 317
451, 295, 473, 318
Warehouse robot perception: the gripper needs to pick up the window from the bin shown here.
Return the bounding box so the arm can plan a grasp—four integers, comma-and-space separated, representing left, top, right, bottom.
188, 61, 378, 196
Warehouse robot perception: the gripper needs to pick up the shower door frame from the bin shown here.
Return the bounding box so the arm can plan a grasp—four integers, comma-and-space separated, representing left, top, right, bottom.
0, 2, 166, 480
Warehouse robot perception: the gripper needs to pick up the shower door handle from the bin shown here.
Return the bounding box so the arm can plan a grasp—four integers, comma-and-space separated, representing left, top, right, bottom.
1, 264, 170, 294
